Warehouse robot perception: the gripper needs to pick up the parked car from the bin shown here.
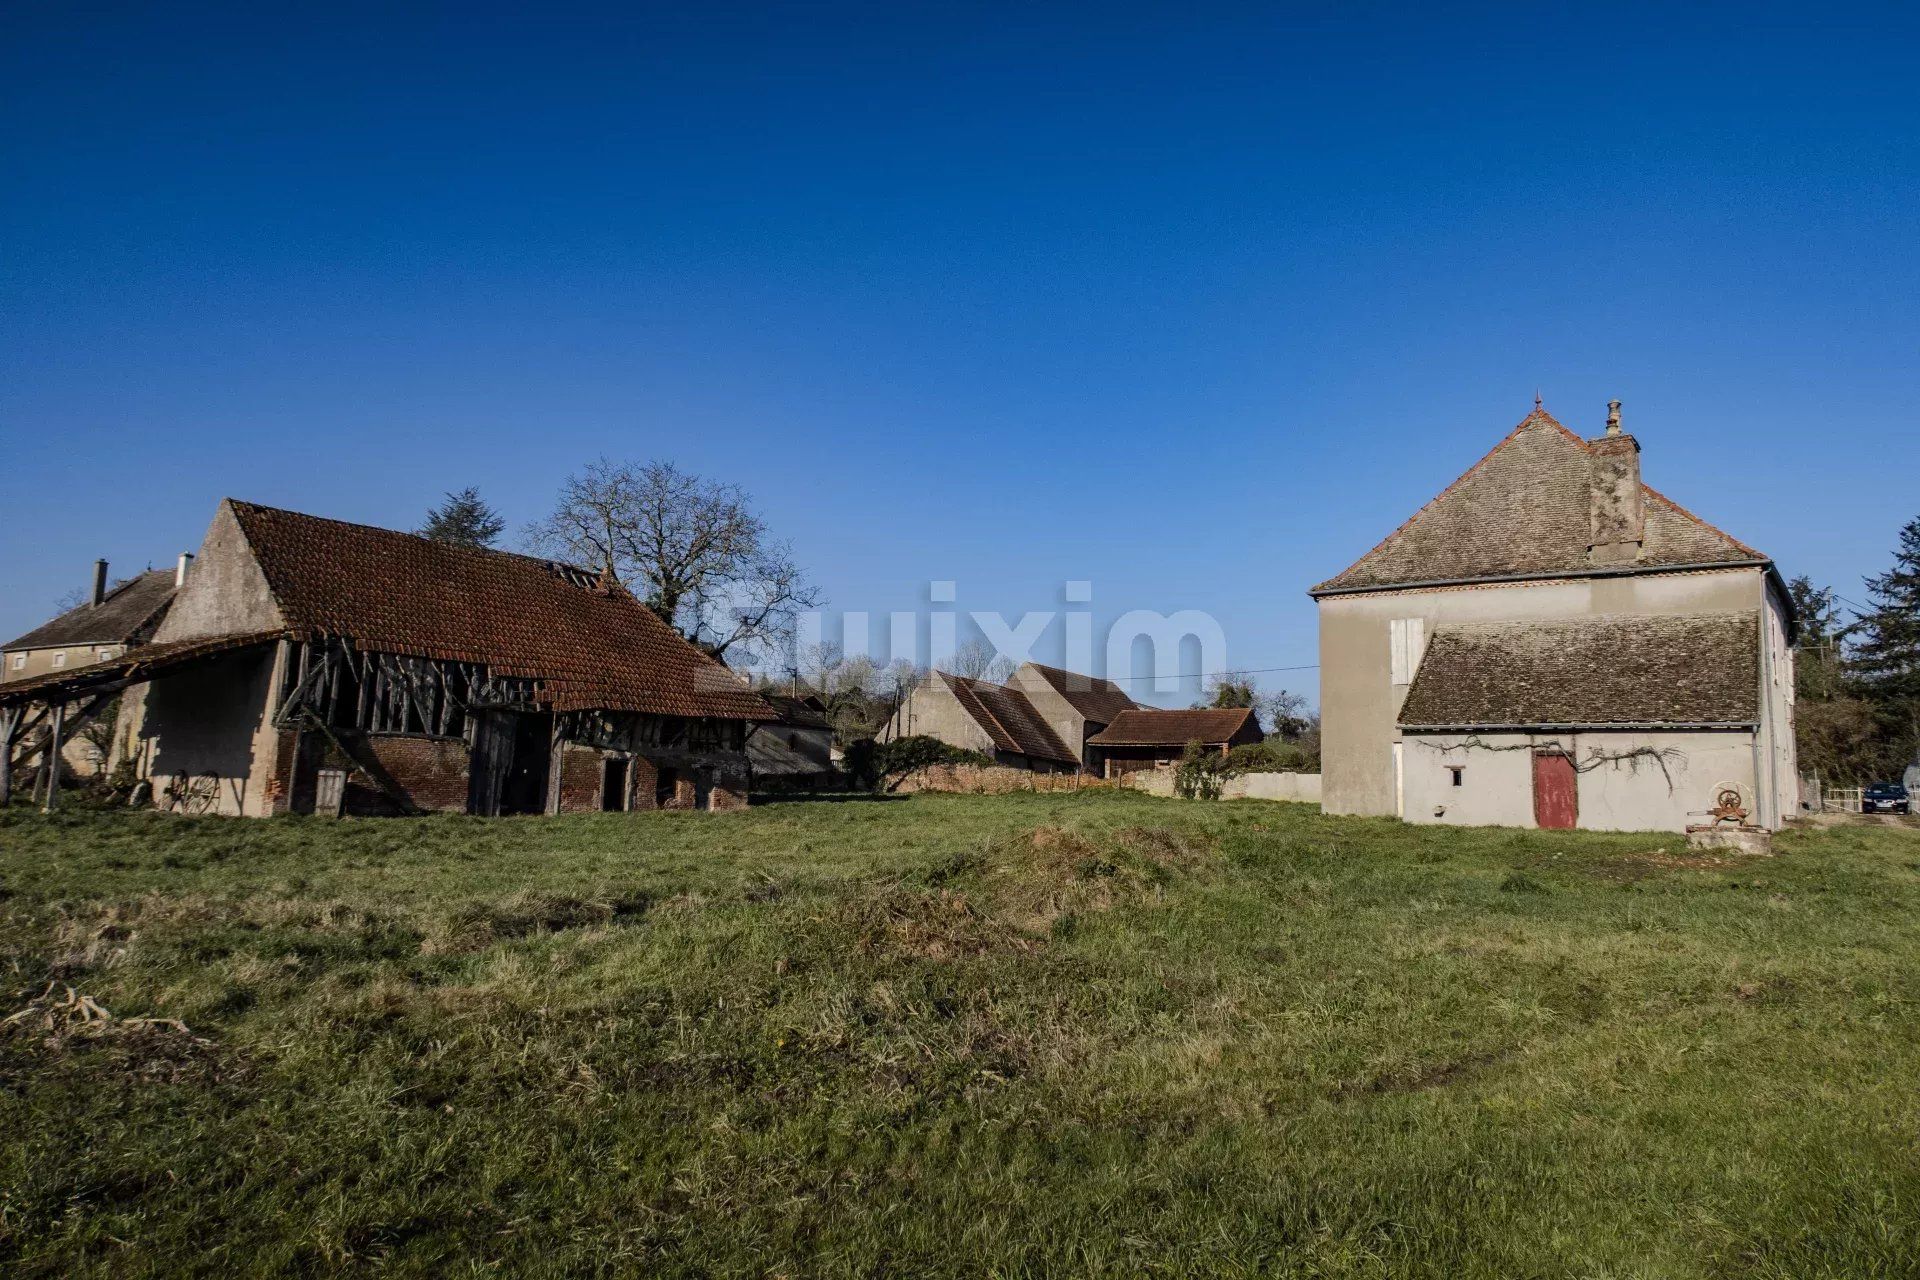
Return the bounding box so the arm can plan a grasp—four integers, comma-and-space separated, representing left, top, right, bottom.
1862, 782, 1910, 815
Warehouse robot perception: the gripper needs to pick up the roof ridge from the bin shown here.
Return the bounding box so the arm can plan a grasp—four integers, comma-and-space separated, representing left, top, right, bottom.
1639, 483, 1767, 561
225, 499, 593, 575
1310, 406, 1564, 593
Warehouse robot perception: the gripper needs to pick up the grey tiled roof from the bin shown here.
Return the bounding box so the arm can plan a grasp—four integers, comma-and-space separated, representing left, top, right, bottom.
1397, 613, 1761, 728
1312, 408, 1765, 594
3, 570, 175, 651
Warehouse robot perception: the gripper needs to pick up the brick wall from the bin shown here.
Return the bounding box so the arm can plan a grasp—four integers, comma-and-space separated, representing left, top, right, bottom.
554, 744, 603, 814
274, 731, 471, 816
628, 756, 658, 810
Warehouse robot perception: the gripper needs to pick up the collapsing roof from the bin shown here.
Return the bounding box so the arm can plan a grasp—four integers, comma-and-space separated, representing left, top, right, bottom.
1310, 407, 1766, 595
224, 501, 770, 719
939, 672, 1079, 764
1397, 613, 1761, 730
1087, 707, 1260, 747
2, 569, 175, 652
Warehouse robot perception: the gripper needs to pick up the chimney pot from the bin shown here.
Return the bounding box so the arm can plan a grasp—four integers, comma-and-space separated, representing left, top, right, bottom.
175, 552, 193, 588
1605, 399, 1623, 436
91, 559, 108, 607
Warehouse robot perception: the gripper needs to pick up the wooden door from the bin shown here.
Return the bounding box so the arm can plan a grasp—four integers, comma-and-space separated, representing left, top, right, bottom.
1532, 751, 1577, 829
468, 711, 514, 816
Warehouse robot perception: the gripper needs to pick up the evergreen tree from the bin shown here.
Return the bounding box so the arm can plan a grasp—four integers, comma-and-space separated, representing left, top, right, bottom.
1849, 516, 1920, 767
1787, 575, 1846, 702
418, 487, 505, 548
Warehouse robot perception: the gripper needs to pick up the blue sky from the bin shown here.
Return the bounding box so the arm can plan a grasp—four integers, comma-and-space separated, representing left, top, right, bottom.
3, 3, 1916, 706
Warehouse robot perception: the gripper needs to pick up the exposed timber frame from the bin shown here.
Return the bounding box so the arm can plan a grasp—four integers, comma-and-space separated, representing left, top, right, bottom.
271, 636, 539, 739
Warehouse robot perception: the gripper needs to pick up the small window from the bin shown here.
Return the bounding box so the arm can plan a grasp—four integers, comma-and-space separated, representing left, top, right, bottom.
97, 646, 120, 660
1449, 767, 1464, 787
9, 654, 21, 670
51, 651, 66, 668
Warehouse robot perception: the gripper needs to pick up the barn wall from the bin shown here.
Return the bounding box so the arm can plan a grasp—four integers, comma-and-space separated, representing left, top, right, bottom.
274, 731, 473, 815
1318, 567, 1766, 818
152, 502, 286, 644
554, 743, 604, 813
1005, 666, 1093, 769
881, 680, 997, 755
129, 646, 280, 816
1401, 730, 1759, 832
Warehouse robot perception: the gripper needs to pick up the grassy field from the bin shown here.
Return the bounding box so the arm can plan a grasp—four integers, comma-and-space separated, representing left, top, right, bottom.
2, 793, 1918, 1278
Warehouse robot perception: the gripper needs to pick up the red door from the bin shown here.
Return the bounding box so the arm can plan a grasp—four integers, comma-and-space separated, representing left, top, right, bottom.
1532, 751, 1578, 829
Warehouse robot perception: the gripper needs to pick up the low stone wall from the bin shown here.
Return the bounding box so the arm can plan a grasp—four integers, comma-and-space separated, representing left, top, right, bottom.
888, 763, 1320, 803
891, 764, 1114, 795
1121, 768, 1321, 803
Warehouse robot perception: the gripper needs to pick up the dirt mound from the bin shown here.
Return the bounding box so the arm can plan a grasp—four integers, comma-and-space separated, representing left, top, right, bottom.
1, 982, 239, 1086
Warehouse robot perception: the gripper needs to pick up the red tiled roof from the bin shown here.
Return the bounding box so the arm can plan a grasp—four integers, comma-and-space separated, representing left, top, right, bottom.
940, 672, 1079, 764
1087, 707, 1260, 747
226, 501, 771, 720
1310, 407, 1767, 595
0, 630, 284, 706
1023, 662, 1139, 723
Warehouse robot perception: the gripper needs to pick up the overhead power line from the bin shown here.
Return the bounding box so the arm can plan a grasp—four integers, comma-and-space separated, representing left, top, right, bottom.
1101, 663, 1319, 685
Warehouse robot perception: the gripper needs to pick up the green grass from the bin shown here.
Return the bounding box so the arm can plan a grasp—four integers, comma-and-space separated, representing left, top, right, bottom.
2, 793, 1918, 1278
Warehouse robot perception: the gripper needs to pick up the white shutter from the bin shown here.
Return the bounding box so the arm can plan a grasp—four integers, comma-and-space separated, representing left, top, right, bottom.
1390, 618, 1425, 686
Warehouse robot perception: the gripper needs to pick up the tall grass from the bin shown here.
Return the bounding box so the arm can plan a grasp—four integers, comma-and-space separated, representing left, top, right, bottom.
2, 795, 1917, 1277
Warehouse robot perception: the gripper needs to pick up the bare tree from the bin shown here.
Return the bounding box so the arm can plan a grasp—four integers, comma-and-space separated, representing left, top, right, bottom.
528, 459, 823, 662
942, 637, 1013, 684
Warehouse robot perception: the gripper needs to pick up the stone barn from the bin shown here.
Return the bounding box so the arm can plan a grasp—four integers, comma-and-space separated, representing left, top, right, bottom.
0, 499, 771, 816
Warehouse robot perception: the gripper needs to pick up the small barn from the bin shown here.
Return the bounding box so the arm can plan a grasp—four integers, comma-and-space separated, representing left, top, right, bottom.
747, 693, 837, 787
0, 499, 771, 816
1086, 707, 1263, 776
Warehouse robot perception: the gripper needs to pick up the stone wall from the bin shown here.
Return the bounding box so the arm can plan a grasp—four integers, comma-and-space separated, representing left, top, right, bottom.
892, 764, 1110, 795
1120, 768, 1322, 803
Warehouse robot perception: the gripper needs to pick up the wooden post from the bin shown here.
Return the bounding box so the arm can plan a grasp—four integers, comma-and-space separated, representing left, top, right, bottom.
0, 705, 16, 807
42, 702, 65, 813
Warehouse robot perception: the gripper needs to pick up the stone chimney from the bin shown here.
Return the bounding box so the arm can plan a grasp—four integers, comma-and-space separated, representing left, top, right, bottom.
175, 552, 194, 588
1587, 399, 1644, 566
91, 559, 108, 606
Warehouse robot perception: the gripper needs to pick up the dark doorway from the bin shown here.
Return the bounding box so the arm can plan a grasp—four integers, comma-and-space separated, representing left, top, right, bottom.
1532, 751, 1577, 829
693, 767, 714, 811
501, 713, 553, 815
656, 766, 679, 809
471, 711, 554, 817
602, 757, 630, 812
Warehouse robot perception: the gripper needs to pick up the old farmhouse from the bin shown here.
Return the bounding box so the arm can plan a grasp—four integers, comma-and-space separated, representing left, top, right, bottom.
0, 500, 772, 816
3, 559, 181, 781
1312, 400, 1796, 833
